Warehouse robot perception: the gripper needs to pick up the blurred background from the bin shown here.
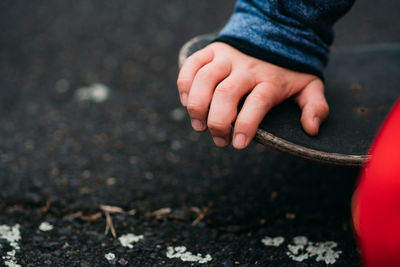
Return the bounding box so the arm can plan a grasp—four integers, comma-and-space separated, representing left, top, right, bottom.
0, 0, 398, 266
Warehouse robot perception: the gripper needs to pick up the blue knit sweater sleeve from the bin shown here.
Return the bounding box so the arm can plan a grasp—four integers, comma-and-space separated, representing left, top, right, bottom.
214, 0, 355, 79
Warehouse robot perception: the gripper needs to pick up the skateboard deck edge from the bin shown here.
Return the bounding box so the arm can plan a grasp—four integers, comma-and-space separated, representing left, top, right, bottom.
256, 129, 367, 166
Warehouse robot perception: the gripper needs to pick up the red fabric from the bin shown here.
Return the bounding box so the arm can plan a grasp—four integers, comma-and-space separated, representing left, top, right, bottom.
354, 99, 400, 267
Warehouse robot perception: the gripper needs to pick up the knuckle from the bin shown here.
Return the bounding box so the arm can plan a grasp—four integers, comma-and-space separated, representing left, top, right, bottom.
187, 102, 203, 115
236, 71, 253, 82
197, 66, 216, 80
250, 90, 274, 109
198, 61, 230, 80
215, 81, 236, 96
234, 120, 258, 138
300, 114, 308, 125
262, 75, 285, 88
235, 114, 260, 132
196, 67, 209, 78
177, 78, 189, 91
207, 119, 230, 133
316, 102, 330, 114
189, 47, 212, 63
235, 119, 254, 132
251, 89, 269, 102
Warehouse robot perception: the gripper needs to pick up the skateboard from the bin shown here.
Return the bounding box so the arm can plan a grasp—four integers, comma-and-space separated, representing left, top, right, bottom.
178, 34, 400, 166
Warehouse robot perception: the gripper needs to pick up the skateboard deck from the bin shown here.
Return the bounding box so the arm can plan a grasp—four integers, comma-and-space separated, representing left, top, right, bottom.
179, 34, 400, 166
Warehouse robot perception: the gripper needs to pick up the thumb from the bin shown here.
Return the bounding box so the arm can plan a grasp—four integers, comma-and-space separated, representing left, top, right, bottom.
294, 79, 329, 136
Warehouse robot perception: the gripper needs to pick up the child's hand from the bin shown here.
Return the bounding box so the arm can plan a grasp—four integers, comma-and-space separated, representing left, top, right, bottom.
177, 42, 329, 150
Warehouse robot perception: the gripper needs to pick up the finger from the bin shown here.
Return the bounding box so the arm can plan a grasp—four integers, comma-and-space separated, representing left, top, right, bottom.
187, 58, 232, 132
294, 79, 329, 136
177, 48, 214, 106
207, 71, 256, 147
233, 82, 285, 150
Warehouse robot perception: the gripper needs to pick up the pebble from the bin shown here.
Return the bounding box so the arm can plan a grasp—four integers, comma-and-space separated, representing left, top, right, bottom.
118, 258, 128, 265
104, 252, 116, 261
39, 222, 54, 232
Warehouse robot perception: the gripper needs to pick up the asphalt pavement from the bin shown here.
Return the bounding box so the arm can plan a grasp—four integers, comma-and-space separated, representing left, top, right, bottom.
0, 0, 399, 266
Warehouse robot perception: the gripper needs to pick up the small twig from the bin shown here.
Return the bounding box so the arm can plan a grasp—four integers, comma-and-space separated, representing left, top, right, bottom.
190, 206, 208, 226
63, 211, 102, 222
104, 218, 110, 235
150, 208, 172, 219
63, 211, 83, 220
81, 212, 102, 221
124, 209, 136, 216
104, 211, 116, 238
100, 205, 134, 238
100, 205, 124, 214
39, 200, 51, 214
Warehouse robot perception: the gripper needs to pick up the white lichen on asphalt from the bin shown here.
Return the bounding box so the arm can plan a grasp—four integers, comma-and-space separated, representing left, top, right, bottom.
118, 233, 144, 249
0, 224, 22, 267
39, 222, 54, 232
261, 236, 285, 247
104, 252, 116, 261
0, 224, 21, 249
3, 250, 21, 267
166, 246, 212, 264
307, 241, 342, 264
286, 236, 342, 265
75, 83, 110, 103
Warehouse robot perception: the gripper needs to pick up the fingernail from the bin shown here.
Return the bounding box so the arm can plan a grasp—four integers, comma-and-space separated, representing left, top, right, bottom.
191, 119, 205, 131
180, 93, 188, 106
213, 136, 227, 147
233, 134, 247, 149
